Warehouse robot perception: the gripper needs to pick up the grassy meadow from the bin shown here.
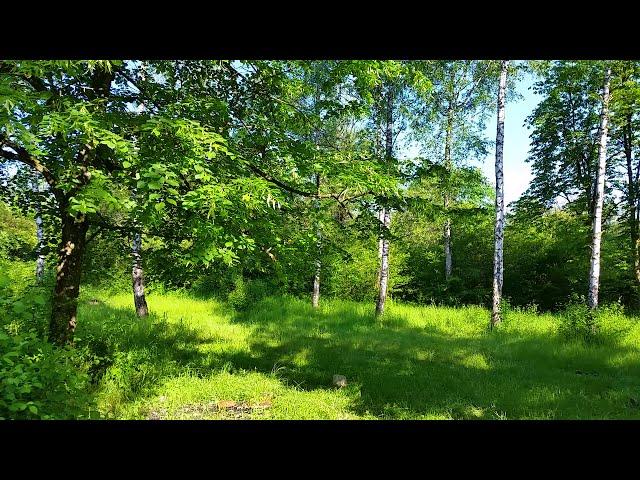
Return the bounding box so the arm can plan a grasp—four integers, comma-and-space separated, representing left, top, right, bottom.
70, 289, 640, 420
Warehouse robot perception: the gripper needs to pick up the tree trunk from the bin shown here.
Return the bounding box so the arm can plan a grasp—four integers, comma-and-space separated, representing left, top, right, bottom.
35, 212, 45, 283
130, 68, 150, 317
376, 207, 391, 316
444, 213, 452, 280
312, 174, 321, 308
491, 60, 509, 329
376, 86, 393, 317
443, 104, 454, 281
47, 66, 113, 345
33, 179, 45, 283
374, 85, 385, 291
312, 258, 321, 308
587, 66, 612, 311
623, 113, 640, 284
49, 210, 89, 345
132, 232, 149, 317
376, 209, 384, 289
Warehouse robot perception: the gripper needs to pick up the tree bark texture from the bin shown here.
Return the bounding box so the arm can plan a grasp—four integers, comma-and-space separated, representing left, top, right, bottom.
132, 232, 149, 317
444, 104, 454, 281
587, 66, 612, 310
491, 60, 509, 328
376, 86, 393, 317
49, 211, 89, 345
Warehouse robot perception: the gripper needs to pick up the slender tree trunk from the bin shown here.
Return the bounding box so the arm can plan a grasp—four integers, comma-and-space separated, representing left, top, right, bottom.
131, 65, 149, 317
33, 179, 45, 283
443, 214, 452, 280
376, 209, 384, 289
35, 213, 45, 282
623, 113, 640, 284
312, 174, 321, 308
491, 60, 509, 329
132, 232, 149, 317
443, 105, 454, 281
376, 87, 393, 317
312, 257, 321, 308
376, 208, 391, 316
587, 66, 612, 310
49, 209, 89, 345
374, 85, 385, 291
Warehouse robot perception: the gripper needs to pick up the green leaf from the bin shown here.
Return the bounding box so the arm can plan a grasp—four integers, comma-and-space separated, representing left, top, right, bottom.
33, 294, 46, 306
12, 301, 27, 314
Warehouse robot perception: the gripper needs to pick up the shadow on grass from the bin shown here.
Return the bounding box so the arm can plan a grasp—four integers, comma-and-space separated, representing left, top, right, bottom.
77, 296, 640, 419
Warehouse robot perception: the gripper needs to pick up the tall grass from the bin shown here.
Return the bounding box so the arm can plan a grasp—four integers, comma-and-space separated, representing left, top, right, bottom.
69, 289, 640, 420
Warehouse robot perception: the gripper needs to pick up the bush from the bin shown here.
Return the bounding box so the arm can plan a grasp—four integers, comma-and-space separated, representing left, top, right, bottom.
227, 276, 270, 311
558, 302, 600, 343
192, 267, 238, 299
0, 202, 36, 261
0, 273, 94, 419
0, 329, 93, 419
98, 348, 161, 404
248, 278, 269, 301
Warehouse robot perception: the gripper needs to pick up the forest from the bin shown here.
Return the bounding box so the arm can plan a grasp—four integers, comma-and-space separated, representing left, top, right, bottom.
2, 59, 640, 420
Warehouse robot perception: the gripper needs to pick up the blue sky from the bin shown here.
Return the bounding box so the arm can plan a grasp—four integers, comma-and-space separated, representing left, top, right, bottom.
398, 70, 543, 207
477, 72, 542, 206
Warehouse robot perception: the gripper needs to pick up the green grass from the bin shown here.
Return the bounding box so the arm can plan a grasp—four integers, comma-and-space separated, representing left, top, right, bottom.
71, 289, 640, 420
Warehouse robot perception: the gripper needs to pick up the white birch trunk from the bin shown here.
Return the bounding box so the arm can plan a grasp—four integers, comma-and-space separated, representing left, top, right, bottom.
376, 208, 384, 289
312, 174, 321, 308
443, 105, 454, 281
444, 214, 452, 280
35, 210, 45, 282
376, 86, 393, 316
32, 177, 45, 283
491, 60, 509, 328
376, 208, 391, 316
131, 62, 149, 318
132, 232, 149, 317
587, 66, 612, 310
312, 257, 321, 308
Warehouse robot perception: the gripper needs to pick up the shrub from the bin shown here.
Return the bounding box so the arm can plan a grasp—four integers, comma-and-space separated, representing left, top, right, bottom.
248, 278, 270, 301
0, 202, 36, 261
98, 348, 160, 403
558, 302, 600, 343
0, 329, 93, 419
192, 268, 238, 299
0, 275, 94, 419
227, 276, 270, 311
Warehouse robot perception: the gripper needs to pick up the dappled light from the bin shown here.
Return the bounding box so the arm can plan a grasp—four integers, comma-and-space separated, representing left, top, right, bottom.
61, 293, 640, 420
2, 59, 639, 421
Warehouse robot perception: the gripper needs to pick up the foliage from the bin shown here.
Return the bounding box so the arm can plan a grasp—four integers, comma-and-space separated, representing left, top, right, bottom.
5, 60, 640, 419
0, 268, 92, 419
227, 276, 270, 311
557, 301, 600, 343
0, 201, 36, 260
0, 329, 93, 419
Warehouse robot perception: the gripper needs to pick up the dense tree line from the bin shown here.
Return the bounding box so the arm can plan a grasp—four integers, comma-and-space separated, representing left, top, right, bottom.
1, 59, 638, 347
